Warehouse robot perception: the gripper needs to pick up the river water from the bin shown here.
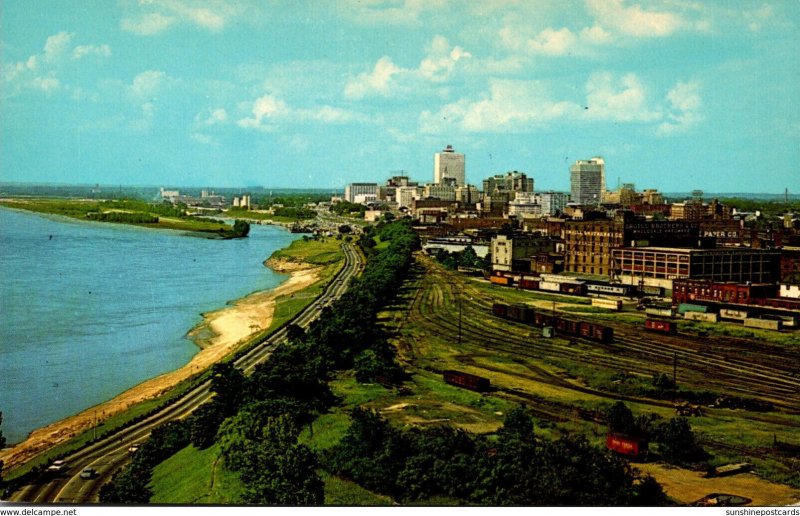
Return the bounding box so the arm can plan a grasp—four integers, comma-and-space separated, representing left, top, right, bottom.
0, 207, 298, 444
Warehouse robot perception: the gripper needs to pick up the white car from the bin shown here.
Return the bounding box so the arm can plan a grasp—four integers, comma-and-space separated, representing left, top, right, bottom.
80, 467, 97, 479
46, 460, 67, 473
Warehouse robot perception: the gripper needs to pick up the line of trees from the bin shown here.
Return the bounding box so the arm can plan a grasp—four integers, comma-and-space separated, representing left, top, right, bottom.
324, 406, 666, 505
99, 220, 419, 504
86, 212, 159, 224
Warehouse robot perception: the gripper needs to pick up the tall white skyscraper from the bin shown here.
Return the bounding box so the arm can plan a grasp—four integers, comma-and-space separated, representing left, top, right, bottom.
570, 157, 605, 205
434, 145, 465, 186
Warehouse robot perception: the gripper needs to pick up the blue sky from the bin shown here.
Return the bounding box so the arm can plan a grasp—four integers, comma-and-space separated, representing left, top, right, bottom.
2, 1, 798, 193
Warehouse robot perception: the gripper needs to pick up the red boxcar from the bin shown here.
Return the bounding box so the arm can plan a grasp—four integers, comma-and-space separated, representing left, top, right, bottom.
443, 370, 490, 392
645, 318, 677, 335
593, 325, 614, 343
533, 312, 554, 327
606, 433, 648, 458
518, 278, 540, 290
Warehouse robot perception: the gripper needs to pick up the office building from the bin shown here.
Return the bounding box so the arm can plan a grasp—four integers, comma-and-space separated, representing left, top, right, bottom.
434, 145, 465, 186
570, 157, 605, 206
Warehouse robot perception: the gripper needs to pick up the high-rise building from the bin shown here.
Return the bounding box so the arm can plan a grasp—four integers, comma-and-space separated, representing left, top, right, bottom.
344, 183, 378, 204
482, 171, 534, 195
570, 157, 605, 206
434, 145, 465, 186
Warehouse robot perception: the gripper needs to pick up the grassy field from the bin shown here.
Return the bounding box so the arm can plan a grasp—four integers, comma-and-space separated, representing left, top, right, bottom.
0, 198, 237, 235
150, 443, 244, 504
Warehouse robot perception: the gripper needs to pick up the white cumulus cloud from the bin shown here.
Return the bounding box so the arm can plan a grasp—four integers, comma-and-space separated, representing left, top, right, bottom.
344, 56, 402, 100
72, 44, 112, 60
657, 80, 703, 135
584, 71, 661, 122
586, 0, 684, 37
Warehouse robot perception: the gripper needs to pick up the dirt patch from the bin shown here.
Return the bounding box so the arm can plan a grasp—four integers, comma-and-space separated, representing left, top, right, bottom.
637, 463, 800, 506
0, 264, 321, 470
264, 256, 315, 273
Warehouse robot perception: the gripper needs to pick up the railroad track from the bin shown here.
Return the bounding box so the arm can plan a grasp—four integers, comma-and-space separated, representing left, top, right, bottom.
403, 256, 800, 412
7, 243, 363, 504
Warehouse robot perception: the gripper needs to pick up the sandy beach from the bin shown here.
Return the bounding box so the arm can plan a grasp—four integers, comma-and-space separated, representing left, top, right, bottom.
0, 259, 321, 470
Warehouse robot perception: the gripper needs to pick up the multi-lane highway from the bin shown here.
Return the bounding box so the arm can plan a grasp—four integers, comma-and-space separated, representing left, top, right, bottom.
7, 242, 362, 504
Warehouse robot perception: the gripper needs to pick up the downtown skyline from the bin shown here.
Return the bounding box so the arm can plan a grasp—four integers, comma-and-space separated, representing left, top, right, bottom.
2, 1, 799, 193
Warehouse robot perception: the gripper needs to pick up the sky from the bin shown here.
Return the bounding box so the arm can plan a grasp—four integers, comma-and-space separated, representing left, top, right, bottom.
1, 1, 799, 193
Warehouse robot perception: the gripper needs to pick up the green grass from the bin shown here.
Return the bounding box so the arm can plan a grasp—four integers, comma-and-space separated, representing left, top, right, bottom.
320, 471, 394, 505
269, 237, 344, 266
0, 199, 233, 234
149, 443, 244, 504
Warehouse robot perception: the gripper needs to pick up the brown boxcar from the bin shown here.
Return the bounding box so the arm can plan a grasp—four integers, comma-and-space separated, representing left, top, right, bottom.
645, 318, 677, 334
533, 312, 554, 327
492, 303, 508, 318
593, 325, 614, 343
606, 433, 648, 458
518, 278, 540, 290
559, 283, 587, 296
443, 370, 490, 392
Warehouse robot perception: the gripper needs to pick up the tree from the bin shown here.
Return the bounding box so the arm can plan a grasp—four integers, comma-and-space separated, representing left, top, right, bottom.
606, 401, 638, 435
219, 413, 323, 504
656, 417, 705, 464
232, 219, 250, 238
338, 224, 352, 234
210, 362, 246, 413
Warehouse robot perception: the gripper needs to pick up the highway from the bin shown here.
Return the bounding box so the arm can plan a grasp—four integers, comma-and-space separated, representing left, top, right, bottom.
7, 242, 363, 504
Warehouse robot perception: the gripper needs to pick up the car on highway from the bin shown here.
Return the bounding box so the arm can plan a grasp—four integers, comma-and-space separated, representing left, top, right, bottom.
46, 460, 67, 473
127, 444, 140, 454
80, 467, 97, 480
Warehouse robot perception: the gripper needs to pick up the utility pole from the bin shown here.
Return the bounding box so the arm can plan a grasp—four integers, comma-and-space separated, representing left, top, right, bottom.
458, 291, 462, 345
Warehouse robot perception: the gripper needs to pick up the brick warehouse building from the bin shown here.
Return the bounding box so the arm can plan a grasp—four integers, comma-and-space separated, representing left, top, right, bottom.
611, 247, 781, 289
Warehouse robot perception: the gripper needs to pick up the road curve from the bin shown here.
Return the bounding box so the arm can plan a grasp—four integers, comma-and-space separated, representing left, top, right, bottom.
7, 242, 362, 504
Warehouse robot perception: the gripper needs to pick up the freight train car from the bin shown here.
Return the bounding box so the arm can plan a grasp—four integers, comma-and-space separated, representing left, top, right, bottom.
490, 275, 513, 286
492, 303, 614, 343
645, 306, 676, 318
507, 304, 535, 324
580, 321, 614, 343
606, 433, 649, 458
592, 297, 623, 311
443, 370, 490, 392
518, 278, 540, 290
640, 285, 665, 298
678, 303, 710, 315
586, 283, 635, 297
645, 318, 677, 335
560, 282, 587, 296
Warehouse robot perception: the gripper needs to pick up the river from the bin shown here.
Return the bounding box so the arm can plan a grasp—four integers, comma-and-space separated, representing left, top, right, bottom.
0, 207, 298, 444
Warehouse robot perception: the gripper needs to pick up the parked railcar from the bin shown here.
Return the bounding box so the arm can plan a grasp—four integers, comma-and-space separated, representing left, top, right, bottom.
591, 297, 623, 311
559, 283, 587, 296
443, 370, 490, 392
539, 280, 561, 292
507, 304, 535, 323
645, 318, 677, 335
490, 275, 513, 286
492, 303, 508, 318
518, 278, 540, 290
606, 433, 649, 458
587, 283, 634, 296
640, 285, 665, 297
678, 303, 709, 315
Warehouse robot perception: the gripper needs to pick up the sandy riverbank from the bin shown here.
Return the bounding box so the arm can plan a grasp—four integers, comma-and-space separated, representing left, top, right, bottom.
0, 260, 321, 470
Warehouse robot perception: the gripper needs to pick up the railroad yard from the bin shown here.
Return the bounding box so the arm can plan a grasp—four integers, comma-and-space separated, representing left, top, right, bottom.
373, 253, 800, 504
